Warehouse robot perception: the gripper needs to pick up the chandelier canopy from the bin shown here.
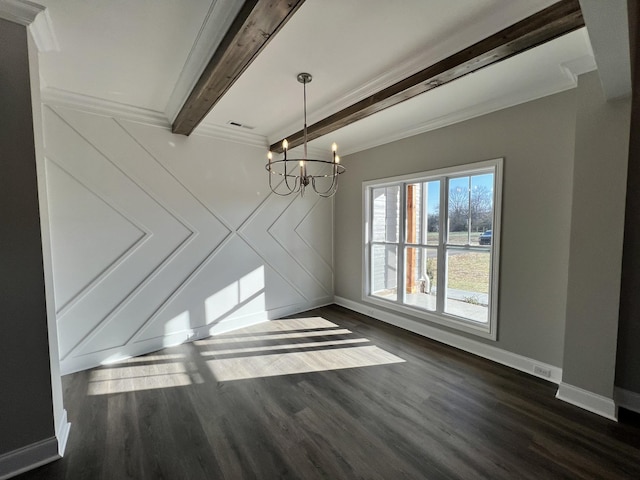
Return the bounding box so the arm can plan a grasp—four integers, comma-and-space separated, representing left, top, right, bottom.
266, 73, 345, 197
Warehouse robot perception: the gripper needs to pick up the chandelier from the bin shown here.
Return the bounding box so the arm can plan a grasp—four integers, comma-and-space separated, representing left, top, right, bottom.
266, 73, 345, 197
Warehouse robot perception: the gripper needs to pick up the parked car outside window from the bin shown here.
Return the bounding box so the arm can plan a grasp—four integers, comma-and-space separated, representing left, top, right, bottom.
479, 230, 492, 245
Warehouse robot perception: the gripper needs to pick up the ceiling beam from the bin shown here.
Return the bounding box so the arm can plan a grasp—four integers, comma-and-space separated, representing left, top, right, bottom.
271, 0, 584, 153
172, 0, 306, 136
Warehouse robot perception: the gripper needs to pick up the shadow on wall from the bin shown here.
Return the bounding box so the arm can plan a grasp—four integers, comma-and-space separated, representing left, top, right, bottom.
95, 258, 308, 369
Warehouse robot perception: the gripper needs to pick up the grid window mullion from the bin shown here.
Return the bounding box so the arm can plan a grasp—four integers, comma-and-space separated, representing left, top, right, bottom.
364, 159, 501, 340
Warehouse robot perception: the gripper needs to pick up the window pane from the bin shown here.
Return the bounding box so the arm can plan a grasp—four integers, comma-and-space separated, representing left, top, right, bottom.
406, 183, 422, 245
425, 180, 440, 245
372, 186, 400, 242
371, 244, 398, 301
404, 247, 437, 311
448, 176, 470, 245
470, 173, 494, 245
444, 249, 490, 323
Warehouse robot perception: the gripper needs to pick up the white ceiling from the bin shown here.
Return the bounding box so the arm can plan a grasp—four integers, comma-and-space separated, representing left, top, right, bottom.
36, 0, 217, 111
32, 0, 597, 155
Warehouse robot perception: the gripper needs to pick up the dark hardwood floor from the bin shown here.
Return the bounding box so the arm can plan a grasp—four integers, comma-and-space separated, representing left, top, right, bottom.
17, 305, 640, 479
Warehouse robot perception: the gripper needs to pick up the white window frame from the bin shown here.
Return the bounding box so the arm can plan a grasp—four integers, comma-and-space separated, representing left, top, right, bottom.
362, 158, 503, 340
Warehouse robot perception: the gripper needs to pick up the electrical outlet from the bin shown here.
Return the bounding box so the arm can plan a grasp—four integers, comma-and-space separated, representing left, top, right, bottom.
533, 365, 551, 378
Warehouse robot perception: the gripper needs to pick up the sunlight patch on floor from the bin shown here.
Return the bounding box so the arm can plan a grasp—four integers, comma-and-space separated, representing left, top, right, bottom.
199, 337, 370, 356
195, 328, 354, 345
206, 345, 405, 382
205, 317, 341, 336
86, 316, 406, 392
87, 361, 192, 395
101, 353, 186, 365
201, 316, 406, 381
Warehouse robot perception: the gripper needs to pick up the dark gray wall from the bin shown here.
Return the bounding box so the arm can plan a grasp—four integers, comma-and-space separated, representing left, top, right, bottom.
617, 0, 640, 395
0, 18, 55, 454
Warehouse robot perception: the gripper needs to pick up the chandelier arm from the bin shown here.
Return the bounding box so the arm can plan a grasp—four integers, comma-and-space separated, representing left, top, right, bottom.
271, 187, 296, 196
273, 174, 301, 196
317, 188, 338, 198
283, 158, 294, 190
268, 164, 274, 191
267, 162, 303, 196
268, 165, 287, 196
310, 174, 338, 197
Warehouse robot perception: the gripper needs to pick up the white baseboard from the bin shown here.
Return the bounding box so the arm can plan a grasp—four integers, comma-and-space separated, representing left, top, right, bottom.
268, 297, 334, 319
0, 436, 59, 480
334, 296, 562, 383
556, 383, 617, 421
56, 409, 71, 456
615, 386, 640, 414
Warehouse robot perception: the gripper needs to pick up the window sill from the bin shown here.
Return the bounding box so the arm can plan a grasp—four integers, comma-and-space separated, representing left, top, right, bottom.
363, 294, 497, 340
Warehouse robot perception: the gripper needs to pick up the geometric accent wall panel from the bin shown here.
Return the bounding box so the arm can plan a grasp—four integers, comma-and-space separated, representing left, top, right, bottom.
121, 120, 269, 231
44, 106, 193, 362
42, 104, 334, 374
130, 235, 306, 343
45, 159, 145, 311
239, 192, 328, 302
296, 196, 334, 268
268, 195, 333, 298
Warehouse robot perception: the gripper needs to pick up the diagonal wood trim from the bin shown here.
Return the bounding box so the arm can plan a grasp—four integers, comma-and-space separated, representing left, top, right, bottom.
172, 0, 306, 136
271, 0, 584, 153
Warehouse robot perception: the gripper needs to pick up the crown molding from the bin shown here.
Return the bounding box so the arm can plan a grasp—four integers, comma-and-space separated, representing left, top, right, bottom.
339, 86, 575, 157
277, 143, 331, 161
560, 54, 598, 85
164, 0, 244, 123
335, 57, 594, 158
41, 87, 171, 127
30, 7, 58, 52
0, 0, 43, 25
193, 122, 267, 149
41, 87, 268, 148
0, 1, 60, 52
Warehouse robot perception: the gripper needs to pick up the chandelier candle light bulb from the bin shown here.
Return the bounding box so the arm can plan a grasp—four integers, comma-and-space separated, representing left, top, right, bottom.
265, 73, 345, 197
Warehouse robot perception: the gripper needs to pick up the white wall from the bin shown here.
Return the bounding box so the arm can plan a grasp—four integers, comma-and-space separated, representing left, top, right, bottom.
42, 103, 334, 374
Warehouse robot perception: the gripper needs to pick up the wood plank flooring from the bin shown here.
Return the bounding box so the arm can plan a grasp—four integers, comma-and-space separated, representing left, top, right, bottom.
16, 305, 640, 479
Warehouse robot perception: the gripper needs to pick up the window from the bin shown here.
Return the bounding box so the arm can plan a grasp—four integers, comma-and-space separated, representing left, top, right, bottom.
363, 159, 502, 339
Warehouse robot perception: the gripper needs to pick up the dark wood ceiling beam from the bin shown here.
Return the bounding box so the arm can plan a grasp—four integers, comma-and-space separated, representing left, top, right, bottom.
271, 0, 584, 153
172, 0, 306, 136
